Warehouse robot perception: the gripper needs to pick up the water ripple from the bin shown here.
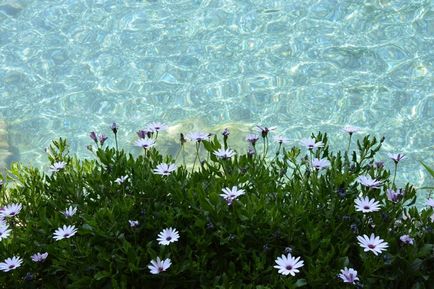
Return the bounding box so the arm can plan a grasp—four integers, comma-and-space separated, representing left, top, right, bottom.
0, 0, 432, 203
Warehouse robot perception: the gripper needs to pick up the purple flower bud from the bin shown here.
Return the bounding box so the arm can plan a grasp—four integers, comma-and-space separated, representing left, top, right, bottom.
256, 125, 276, 138
180, 133, 186, 145
400, 234, 414, 245
23, 272, 33, 282
206, 222, 214, 230
222, 128, 230, 137
99, 134, 108, 146
284, 247, 292, 254
337, 187, 346, 198
386, 189, 403, 203
246, 134, 259, 146
137, 130, 146, 139
111, 123, 118, 134
350, 224, 358, 233
375, 161, 384, 169
247, 145, 256, 157
89, 132, 98, 143
388, 153, 406, 164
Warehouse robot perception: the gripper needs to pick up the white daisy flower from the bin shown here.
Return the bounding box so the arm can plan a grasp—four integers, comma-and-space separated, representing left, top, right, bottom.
246, 134, 260, 145
148, 257, 171, 274
273, 135, 289, 144
220, 186, 245, 205
115, 175, 129, 185
49, 161, 67, 172
400, 235, 414, 245
388, 153, 406, 164
53, 225, 78, 241
274, 253, 304, 276
426, 198, 434, 208
129, 220, 139, 228
62, 206, 77, 218
338, 267, 359, 284
354, 196, 381, 213
153, 163, 177, 176
343, 125, 360, 135
357, 175, 382, 189
213, 148, 236, 159
157, 227, 180, 246
311, 158, 331, 170
31, 252, 48, 262
134, 138, 156, 149
300, 138, 324, 150
0, 256, 23, 272
147, 122, 168, 132
357, 233, 388, 255
0, 223, 11, 241
0, 203, 22, 218
186, 132, 209, 142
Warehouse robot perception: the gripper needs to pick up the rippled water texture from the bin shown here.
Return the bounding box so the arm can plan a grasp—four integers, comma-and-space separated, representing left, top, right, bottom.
0, 0, 433, 192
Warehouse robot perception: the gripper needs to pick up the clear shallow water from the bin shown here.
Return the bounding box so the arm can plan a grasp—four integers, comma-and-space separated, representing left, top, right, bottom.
0, 0, 433, 194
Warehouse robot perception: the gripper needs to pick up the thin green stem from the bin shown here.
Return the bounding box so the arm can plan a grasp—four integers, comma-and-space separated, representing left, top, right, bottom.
174, 145, 181, 162
182, 146, 186, 168
392, 163, 398, 186
262, 138, 266, 157
273, 143, 282, 161
114, 134, 119, 153
192, 142, 200, 172
309, 149, 313, 171
346, 134, 352, 152
264, 136, 269, 159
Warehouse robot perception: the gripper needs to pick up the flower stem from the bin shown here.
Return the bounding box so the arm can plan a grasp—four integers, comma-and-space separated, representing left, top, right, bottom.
174, 145, 181, 162
309, 149, 313, 171
346, 134, 352, 152
192, 142, 200, 172
114, 134, 119, 152
182, 145, 186, 168
273, 143, 282, 161
392, 163, 398, 186
263, 137, 269, 160
262, 138, 266, 157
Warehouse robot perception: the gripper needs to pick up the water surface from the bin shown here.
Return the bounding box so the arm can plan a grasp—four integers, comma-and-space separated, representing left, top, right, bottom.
0, 0, 433, 194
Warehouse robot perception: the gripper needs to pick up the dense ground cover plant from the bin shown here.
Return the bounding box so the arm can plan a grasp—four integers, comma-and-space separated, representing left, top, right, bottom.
0, 124, 433, 289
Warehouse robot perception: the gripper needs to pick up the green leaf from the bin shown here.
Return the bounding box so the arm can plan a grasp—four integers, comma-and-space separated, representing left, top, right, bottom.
294, 279, 307, 287
94, 271, 111, 281
417, 244, 433, 258
420, 161, 434, 178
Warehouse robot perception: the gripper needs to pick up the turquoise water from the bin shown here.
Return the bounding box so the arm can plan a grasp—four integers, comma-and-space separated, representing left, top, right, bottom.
0, 0, 433, 192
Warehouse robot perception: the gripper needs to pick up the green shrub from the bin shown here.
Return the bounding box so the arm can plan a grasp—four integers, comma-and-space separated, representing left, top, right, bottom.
0, 127, 432, 289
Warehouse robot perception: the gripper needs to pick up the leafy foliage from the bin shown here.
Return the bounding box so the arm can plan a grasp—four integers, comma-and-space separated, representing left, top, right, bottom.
0, 130, 432, 289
